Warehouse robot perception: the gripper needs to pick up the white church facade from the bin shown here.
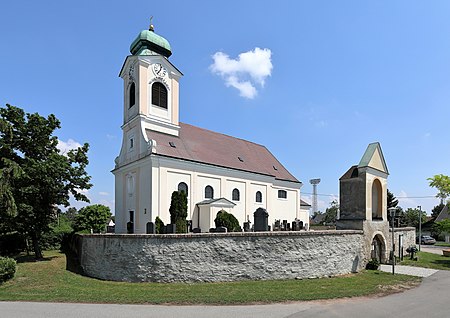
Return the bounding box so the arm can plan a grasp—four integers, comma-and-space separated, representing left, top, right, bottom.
113, 24, 307, 234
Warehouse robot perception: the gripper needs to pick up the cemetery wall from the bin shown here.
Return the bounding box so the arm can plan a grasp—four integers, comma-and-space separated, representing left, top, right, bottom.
392, 227, 416, 257
77, 230, 365, 283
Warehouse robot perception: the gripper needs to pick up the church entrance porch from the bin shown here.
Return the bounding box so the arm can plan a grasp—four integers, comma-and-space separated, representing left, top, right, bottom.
192, 198, 236, 232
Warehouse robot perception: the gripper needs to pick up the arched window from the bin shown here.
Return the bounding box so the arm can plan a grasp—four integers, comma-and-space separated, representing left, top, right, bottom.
205, 185, 214, 199
129, 82, 135, 108
178, 182, 188, 196
232, 188, 240, 201
372, 179, 383, 220
152, 82, 168, 109
256, 191, 262, 203
278, 190, 287, 199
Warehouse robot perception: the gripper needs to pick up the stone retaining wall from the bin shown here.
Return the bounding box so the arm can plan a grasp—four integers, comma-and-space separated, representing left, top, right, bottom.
392, 227, 416, 257
78, 230, 364, 283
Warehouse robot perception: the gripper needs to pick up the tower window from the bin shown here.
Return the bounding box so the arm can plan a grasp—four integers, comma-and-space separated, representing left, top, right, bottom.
178, 182, 188, 196
129, 82, 136, 108
232, 188, 240, 201
278, 190, 287, 199
256, 191, 262, 203
205, 185, 214, 199
152, 82, 168, 109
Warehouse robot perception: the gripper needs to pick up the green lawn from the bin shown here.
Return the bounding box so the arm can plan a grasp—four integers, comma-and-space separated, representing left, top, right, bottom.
401, 251, 450, 271
0, 251, 420, 305
435, 242, 450, 247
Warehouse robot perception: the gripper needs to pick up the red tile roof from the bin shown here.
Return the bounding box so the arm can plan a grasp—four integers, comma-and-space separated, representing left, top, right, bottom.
146, 123, 300, 183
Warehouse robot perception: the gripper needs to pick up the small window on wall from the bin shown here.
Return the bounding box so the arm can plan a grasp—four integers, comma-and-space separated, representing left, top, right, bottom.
152, 82, 168, 109
129, 137, 134, 151
232, 188, 240, 201
129, 82, 136, 108
256, 191, 262, 203
178, 182, 188, 196
205, 185, 214, 199
278, 190, 287, 199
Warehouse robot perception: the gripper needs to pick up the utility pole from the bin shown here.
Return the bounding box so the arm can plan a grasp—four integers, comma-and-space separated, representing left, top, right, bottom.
418, 206, 422, 252
309, 179, 321, 216
388, 207, 397, 275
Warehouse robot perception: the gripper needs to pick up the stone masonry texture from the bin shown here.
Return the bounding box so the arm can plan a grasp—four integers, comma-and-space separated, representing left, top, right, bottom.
79, 231, 364, 283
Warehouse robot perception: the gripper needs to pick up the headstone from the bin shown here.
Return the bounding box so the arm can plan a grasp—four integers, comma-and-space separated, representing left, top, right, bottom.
274, 219, 281, 231
126, 221, 134, 234
215, 226, 227, 233
299, 221, 304, 229
166, 224, 176, 234
209, 228, 216, 233
292, 221, 297, 231
282, 220, 288, 231
243, 222, 251, 232
146, 222, 155, 234
254, 208, 269, 232
286, 223, 291, 231
192, 227, 201, 233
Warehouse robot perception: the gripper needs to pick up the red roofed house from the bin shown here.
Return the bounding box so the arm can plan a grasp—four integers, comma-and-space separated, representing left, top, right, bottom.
113, 25, 305, 233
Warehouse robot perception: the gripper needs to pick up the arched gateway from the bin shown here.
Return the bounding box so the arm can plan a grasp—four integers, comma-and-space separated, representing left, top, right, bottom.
371, 233, 387, 263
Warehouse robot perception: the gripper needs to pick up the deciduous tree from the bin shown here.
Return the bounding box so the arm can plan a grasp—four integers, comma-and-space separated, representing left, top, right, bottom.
0, 104, 91, 259
428, 174, 450, 204
323, 200, 339, 225
74, 204, 111, 233
402, 208, 427, 229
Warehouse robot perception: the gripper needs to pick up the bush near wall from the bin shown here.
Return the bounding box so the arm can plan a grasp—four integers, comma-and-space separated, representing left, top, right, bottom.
0, 232, 26, 256
215, 210, 242, 232
0, 257, 16, 283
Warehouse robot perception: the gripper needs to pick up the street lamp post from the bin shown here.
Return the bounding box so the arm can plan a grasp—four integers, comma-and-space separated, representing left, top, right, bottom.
388, 207, 397, 275
418, 206, 422, 252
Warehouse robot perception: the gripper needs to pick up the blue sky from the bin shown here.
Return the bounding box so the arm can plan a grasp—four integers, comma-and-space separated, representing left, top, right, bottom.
1, 1, 449, 215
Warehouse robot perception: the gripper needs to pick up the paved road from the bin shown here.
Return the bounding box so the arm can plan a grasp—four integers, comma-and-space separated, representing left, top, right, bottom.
1, 270, 449, 318
421, 245, 448, 255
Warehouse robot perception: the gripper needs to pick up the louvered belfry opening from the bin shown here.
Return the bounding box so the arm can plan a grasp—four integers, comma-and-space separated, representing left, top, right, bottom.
129, 82, 136, 108
152, 82, 168, 109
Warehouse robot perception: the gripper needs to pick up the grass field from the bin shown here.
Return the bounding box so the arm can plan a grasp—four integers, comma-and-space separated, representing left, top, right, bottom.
401, 251, 450, 271
0, 251, 421, 305
435, 242, 450, 247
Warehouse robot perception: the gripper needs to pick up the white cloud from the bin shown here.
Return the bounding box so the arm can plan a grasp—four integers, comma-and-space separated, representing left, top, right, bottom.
57, 138, 82, 155
99, 191, 109, 196
397, 190, 417, 209
210, 48, 273, 99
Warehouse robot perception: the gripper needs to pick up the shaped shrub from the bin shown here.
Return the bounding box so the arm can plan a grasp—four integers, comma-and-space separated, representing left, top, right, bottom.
0, 257, 17, 283
214, 210, 242, 232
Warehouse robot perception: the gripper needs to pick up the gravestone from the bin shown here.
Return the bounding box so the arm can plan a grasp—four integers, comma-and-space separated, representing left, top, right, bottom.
166, 224, 176, 234
126, 221, 134, 234
146, 222, 155, 234
254, 208, 269, 232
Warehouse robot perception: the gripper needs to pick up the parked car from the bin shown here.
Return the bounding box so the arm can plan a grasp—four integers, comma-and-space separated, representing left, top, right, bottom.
416, 235, 436, 245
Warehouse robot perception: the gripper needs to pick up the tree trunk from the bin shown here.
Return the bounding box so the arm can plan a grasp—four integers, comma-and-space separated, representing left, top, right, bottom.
31, 233, 43, 259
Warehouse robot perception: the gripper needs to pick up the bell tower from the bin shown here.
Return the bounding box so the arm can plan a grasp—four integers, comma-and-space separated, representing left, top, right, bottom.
337, 142, 390, 264
116, 22, 183, 167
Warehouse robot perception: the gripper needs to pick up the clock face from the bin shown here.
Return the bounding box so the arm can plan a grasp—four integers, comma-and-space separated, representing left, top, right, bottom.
153, 63, 167, 77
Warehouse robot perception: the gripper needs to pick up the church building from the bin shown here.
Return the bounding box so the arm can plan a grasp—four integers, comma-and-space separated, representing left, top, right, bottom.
113, 24, 306, 234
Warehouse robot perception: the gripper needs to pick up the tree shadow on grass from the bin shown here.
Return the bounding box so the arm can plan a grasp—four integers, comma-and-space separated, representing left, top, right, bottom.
432, 259, 450, 269
14, 254, 57, 264
433, 259, 450, 269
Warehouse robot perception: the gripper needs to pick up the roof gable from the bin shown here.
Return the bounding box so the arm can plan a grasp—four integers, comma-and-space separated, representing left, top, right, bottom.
436, 205, 450, 222
197, 198, 236, 208
358, 142, 389, 174
146, 123, 300, 183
